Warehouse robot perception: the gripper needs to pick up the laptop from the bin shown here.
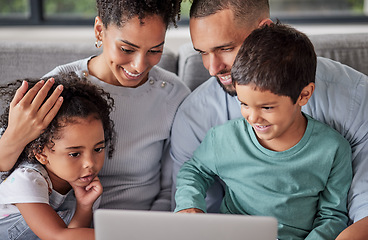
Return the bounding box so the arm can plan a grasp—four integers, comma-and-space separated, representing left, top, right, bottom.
94, 209, 278, 240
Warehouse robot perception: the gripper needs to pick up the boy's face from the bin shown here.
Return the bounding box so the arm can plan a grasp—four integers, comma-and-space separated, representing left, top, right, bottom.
236, 83, 307, 151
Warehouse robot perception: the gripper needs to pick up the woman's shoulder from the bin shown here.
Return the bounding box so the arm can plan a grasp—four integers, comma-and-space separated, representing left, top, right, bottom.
149, 66, 190, 98
43, 57, 92, 78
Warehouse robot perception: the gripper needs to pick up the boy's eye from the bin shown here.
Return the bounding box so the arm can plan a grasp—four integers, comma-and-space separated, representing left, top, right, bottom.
69, 152, 80, 158
148, 49, 163, 54
263, 106, 274, 110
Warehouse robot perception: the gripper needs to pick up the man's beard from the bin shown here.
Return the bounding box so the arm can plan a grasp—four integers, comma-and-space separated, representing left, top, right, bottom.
216, 77, 237, 97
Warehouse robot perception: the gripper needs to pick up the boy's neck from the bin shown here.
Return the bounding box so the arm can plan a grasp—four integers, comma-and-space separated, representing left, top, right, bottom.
257, 113, 308, 152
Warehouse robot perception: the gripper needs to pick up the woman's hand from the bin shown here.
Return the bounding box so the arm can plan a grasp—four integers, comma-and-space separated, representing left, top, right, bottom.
0, 78, 63, 171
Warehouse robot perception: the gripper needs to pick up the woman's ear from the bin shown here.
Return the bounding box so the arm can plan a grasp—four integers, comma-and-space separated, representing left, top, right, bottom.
94, 16, 104, 41
34, 151, 49, 165
298, 82, 315, 106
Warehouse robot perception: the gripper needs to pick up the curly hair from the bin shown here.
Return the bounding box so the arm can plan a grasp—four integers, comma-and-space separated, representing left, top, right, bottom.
96, 0, 182, 28
0, 72, 116, 178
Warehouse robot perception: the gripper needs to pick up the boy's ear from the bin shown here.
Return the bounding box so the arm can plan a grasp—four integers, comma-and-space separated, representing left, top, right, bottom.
298, 82, 315, 106
34, 151, 49, 165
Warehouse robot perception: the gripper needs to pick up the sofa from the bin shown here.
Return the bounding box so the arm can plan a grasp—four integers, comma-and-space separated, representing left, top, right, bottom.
0, 32, 367, 93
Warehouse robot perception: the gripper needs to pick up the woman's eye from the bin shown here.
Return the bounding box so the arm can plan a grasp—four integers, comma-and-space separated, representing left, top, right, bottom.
121, 47, 134, 54
69, 152, 80, 158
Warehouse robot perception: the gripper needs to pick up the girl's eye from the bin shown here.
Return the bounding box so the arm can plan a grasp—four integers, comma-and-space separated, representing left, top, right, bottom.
69, 152, 80, 158
95, 146, 106, 153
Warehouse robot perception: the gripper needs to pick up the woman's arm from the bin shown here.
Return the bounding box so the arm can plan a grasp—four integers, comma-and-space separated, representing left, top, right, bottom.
16, 203, 94, 240
0, 79, 63, 172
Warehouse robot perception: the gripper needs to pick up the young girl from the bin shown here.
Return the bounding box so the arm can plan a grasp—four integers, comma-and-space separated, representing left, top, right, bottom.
0, 72, 115, 240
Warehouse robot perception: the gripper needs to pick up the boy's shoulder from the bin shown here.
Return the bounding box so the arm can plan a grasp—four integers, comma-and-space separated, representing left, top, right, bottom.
307, 114, 350, 148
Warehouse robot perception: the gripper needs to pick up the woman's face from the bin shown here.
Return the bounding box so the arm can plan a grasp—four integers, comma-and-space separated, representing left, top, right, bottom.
95, 15, 167, 87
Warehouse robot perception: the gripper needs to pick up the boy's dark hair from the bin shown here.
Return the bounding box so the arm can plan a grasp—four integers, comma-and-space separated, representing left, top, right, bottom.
0, 72, 116, 178
96, 0, 182, 28
231, 22, 317, 103
190, 0, 269, 27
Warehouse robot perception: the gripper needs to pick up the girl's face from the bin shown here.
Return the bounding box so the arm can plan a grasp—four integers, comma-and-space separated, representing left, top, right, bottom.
36, 116, 106, 194
94, 14, 167, 87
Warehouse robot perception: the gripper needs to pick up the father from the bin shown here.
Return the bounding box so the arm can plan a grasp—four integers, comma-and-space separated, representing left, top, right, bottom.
170, 0, 368, 238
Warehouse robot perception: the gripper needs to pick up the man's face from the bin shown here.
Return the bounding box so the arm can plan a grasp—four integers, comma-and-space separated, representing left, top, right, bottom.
189, 9, 256, 96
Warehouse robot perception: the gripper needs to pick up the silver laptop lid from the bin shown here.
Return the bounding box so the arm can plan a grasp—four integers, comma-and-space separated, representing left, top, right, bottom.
94, 209, 278, 240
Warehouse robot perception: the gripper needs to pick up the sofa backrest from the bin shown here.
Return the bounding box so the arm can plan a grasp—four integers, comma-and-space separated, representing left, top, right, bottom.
178, 32, 368, 91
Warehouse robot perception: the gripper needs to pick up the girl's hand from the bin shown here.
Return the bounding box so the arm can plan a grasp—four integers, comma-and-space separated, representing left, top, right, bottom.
72, 176, 103, 209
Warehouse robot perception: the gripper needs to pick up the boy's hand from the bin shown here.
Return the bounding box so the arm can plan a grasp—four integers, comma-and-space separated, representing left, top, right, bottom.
72, 176, 103, 209
177, 208, 204, 213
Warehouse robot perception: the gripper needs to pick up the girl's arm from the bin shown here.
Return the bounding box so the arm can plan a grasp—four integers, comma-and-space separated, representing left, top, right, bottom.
0, 79, 63, 172
16, 203, 94, 240
69, 176, 103, 228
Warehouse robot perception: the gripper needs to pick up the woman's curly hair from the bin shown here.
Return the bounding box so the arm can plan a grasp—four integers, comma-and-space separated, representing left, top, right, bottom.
96, 0, 182, 28
0, 72, 116, 178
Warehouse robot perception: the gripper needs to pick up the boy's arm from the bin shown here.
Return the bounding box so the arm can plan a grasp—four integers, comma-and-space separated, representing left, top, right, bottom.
174, 129, 218, 213
305, 144, 352, 240
16, 203, 94, 240
0, 79, 63, 172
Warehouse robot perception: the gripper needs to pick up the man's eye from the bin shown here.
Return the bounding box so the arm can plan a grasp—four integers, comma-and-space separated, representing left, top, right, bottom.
222, 47, 234, 52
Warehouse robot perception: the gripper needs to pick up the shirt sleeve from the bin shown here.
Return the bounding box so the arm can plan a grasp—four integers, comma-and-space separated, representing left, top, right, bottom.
174, 128, 219, 213
305, 141, 352, 239
0, 167, 50, 205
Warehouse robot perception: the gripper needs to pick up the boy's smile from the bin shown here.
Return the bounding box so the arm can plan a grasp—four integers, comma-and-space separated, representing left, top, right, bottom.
236, 83, 308, 152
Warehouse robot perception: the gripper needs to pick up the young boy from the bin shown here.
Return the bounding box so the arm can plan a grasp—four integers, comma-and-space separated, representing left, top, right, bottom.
174, 23, 352, 240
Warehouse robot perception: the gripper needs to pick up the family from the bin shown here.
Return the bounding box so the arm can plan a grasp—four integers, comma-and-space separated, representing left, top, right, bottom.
0, 0, 367, 239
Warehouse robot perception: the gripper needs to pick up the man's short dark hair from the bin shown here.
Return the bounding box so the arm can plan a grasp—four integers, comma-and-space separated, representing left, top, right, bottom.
190, 0, 269, 27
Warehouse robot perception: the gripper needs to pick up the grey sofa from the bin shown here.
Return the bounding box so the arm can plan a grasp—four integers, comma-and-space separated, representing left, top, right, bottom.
0, 32, 367, 92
